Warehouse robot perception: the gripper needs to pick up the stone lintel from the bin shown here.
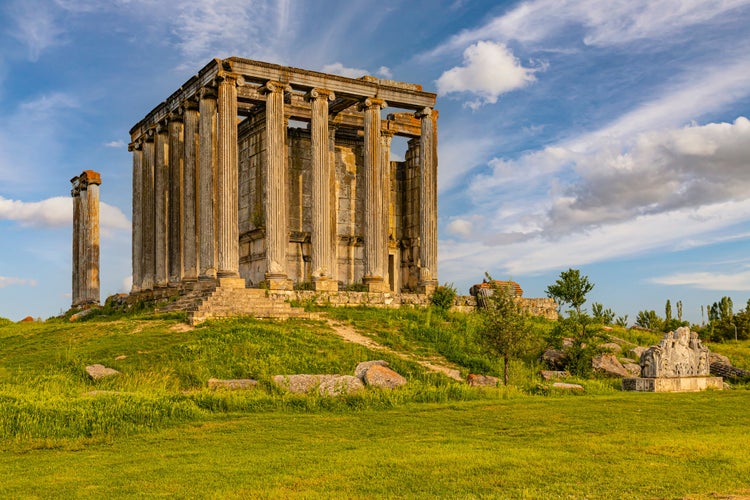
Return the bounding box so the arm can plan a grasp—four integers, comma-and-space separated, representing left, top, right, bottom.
622, 377, 723, 392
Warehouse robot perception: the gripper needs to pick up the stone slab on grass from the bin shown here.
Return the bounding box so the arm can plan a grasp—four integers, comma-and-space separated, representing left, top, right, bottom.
354, 360, 389, 380
272, 374, 364, 396
208, 378, 258, 390
362, 365, 407, 389
466, 374, 498, 387
540, 370, 570, 381
85, 364, 120, 380
553, 382, 584, 391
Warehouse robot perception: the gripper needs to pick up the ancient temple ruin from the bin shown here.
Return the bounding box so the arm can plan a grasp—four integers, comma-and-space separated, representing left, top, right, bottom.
71, 170, 101, 307
128, 57, 438, 298
623, 327, 723, 392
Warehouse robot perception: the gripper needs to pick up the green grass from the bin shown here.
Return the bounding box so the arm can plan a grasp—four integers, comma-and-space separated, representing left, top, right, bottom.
1, 308, 749, 498
1, 393, 749, 499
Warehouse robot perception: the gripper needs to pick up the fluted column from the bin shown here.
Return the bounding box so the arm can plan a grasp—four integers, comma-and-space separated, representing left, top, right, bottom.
381, 131, 394, 291
71, 179, 81, 306
168, 113, 184, 285
182, 99, 199, 281
129, 141, 143, 292
198, 87, 218, 281
261, 81, 291, 289
154, 123, 169, 287
141, 132, 155, 290
306, 88, 338, 291
359, 97, 388, 292
84, 171, 101, 305
217, 74, 240, 279
416, 107, 438, 292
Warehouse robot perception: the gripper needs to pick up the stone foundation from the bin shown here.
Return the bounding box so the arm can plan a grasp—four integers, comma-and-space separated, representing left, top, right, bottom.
622, 377, 723, 392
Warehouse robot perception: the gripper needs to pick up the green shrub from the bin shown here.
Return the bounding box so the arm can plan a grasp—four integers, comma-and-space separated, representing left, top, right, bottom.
430, 283, 457, 311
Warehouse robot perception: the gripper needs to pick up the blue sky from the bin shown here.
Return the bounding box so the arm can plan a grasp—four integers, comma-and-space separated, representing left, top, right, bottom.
1, 0, 749, 324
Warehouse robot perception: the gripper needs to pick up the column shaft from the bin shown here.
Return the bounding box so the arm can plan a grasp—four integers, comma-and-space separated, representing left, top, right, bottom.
217, 75, 240, 278
262, 81, 289, 287
154, 125, 169, 287
71, 182, 81, 306
168, 116, 184, 284
85, 178, 101, 304
130, 142, 143, 292
182, 101, 199, 280
360, 98, 387, 291
381, 132, 394, 290
198, 89, 218, 280
79, 185, 88, 303
141, 135, 155, 290
307, 89, 336, 290
417, 107, 438, 290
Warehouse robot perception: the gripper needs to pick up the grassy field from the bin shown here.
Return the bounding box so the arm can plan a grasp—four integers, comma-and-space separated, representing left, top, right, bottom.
1, 308, 749, 498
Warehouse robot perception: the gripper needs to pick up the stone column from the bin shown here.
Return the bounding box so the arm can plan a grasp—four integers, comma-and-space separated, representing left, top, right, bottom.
129, 141, 143, 292
216, 74, 241, 281
416, 107, 438, 292
141, 131, 155, 290
153, 123, 169, 287
359, 98, 388, 292
182, 99, 199, 281
381, 131, 394, 291
71, 178, 82, 307
306, 88, 338, 291
261, 81, 291, 289
83, 171, 102, 305
198, 87, 218, 281
168, 113, 184, 285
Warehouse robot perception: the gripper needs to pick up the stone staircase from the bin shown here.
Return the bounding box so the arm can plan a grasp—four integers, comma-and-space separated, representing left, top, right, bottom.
157, 278, 309, 325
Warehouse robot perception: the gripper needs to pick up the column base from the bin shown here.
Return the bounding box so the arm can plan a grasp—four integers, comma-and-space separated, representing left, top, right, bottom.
363, 276, 390, 293
313, 278, 339, 292
263, 273, 293, 290
417, 280, 438, 295
217, 277, 246, 289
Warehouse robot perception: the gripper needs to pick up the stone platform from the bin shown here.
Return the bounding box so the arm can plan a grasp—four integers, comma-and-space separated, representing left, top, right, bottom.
622, 377, 723, 392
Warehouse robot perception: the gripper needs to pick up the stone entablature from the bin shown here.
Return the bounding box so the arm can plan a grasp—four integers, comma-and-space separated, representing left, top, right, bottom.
71, 170, 101, 308
640, 327, 710, 378
129, 57, 438, 297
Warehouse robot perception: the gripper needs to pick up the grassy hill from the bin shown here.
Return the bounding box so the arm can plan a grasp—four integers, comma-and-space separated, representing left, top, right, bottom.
1, 307, 749, 498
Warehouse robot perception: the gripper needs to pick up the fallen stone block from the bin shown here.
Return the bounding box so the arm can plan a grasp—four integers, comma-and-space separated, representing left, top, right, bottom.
86, 364, 120, 380
540, 370, 569, 381
272, 374, 364, 396
553, 382, 584, 391
592, 353, 629, 378
208, 378, 259, 390
354, 360, 389, 380
466, 374, 498, 387
363, 365, 407, 389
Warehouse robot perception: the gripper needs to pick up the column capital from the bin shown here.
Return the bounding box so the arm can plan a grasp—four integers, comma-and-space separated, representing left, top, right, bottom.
216, 71, 243, 87
261, 80, 291, 95
155, 120, 169, 135
199, 86, 217, 100
128, 139, 143, 152
415, 106, 433, 119
358, 97, 387, 111
305, 88, 336, 102
181, 97, 199, 112
381, 129, 396, 139
145, 128, 155, 142
168, 108, 184, 123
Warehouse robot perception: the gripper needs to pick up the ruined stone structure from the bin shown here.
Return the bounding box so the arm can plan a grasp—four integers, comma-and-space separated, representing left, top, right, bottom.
71, 170, 101, 307
623, 327, 722, 392
128, 57, 438, 299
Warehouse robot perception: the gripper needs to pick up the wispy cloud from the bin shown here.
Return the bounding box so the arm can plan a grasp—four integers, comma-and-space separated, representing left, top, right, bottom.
0, 276, 37, 289
322, 62, 368, 79
651, 269, 750, 291
104, 140, 125, 148
6, 0, 66, 61
0, 196, 129, 230
424, 0, 750, 58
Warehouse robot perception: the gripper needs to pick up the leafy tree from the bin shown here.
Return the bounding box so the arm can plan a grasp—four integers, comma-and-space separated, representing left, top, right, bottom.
592, 302, 615, 325
477, 277, 533, 385
545, 268, 594, 315
615, 315, 629, 328
635, 310, 663, 331
665, 300, 672, 328
706, 296, 738, 341
676, 300, 683, 323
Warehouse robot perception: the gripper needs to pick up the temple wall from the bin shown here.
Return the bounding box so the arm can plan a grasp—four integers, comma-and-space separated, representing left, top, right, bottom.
238, 114, 267, 285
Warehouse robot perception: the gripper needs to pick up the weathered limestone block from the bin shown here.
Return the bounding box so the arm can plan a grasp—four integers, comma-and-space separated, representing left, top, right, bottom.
592, 353, 629, 378
86, 364, 120, 380
354, 360, 389, 380
629, 346, 647, 360
272, 374, 364, 396
540, 370, 569, 381
553, 382, 584, 391
466, 374, 499, 387
362, 365, 407, 389
207, 378, 258, 390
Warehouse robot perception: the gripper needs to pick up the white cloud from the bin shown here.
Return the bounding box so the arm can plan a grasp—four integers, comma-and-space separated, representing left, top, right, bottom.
0, 196, 130, 230
436, 41, 539, 108
425, 0, 750, 57
445, 218, 474, 238
104, 140, 126, 148
377, 66, 392, 79
322, 62, 368, 79
7, 0, 66, 61
651, 269, 750, 291
0, 276, 38, 289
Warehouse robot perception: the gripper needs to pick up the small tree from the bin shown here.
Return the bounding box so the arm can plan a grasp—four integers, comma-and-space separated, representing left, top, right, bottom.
592, 302, 615, 325
545, 268, 594, 315
477, 276, 533, 386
